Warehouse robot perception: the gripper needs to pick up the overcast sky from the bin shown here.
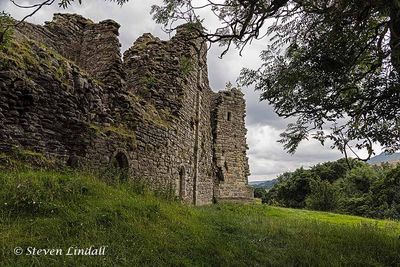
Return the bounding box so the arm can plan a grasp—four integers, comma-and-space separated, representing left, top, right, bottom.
3, 0, 380, 181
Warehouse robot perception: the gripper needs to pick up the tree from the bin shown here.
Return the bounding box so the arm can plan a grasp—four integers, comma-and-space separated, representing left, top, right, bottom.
265, 168, 318, 208
370, 165, 400, 218
152, 0, 400, 159
253, 187, 268, 203
335, 164, 379, 216
311, 158, 363, 182
305, 178, 338, 211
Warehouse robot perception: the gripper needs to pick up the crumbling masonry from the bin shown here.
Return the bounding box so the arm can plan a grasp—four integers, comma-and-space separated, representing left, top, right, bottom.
0, 14, 253, 204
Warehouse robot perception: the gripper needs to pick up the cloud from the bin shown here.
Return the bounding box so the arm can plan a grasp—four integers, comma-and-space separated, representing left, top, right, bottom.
4, 0, 359, 181
2, 0, 169, 50
246, 124, 343, 180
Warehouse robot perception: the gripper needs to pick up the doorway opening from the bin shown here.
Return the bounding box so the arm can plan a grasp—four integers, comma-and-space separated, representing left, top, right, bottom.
111, 152, 129, 182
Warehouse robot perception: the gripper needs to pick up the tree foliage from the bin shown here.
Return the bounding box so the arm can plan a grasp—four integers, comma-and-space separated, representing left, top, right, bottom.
152, 0, 400, 159
264, 159, 400, 219
253, 187, 268, 202
266, 167, 318, 208
306, 179, 337, 211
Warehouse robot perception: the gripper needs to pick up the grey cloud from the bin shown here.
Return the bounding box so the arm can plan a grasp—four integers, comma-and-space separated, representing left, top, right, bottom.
205, 41, 291, 129
0, 1, 7, 9
246, 124, 342, 180
244, 89, 293, 128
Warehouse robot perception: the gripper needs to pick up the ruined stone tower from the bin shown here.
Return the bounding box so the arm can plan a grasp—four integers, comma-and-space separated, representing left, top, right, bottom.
0, 14, 253, 204
213, 90, 253, 200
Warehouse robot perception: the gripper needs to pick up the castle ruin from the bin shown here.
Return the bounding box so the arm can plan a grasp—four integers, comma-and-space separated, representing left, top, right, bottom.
0, 14, 253, 205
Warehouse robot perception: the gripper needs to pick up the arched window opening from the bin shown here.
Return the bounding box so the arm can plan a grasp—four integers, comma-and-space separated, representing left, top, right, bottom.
111, 152, 129, 182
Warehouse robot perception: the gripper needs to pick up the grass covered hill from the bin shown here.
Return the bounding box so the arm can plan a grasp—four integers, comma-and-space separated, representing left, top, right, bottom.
0, 168, 399, 266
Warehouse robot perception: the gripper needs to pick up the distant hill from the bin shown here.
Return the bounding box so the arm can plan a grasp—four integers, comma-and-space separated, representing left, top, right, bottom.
368, 152, 400, 165
249, 179, 278, 189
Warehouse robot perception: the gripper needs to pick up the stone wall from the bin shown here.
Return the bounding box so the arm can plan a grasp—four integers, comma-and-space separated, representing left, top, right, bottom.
18, 13, 123, 87
0, 14, 252, 205
123, 23, 215, 205
212, 89, 253, 201
0, 26, 138, 170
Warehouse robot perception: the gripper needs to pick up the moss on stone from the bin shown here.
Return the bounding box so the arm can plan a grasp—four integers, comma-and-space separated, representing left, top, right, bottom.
142, 104, 172, 129
0, 31, 105, 90
180, 56, 194, 76
0, 38, 40, 71
0, 147, 56, 170
89, 124, 137, 141
127, 92, 175, 129
140, 74, 159, 89
0, 12, 14, 50
133, 42, 148, 50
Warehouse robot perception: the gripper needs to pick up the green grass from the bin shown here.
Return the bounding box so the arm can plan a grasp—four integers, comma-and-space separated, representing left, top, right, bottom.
0, 169, 399, 266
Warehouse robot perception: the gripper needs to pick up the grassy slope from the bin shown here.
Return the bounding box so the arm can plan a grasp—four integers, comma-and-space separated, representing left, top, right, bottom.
0, 169, 399, 267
